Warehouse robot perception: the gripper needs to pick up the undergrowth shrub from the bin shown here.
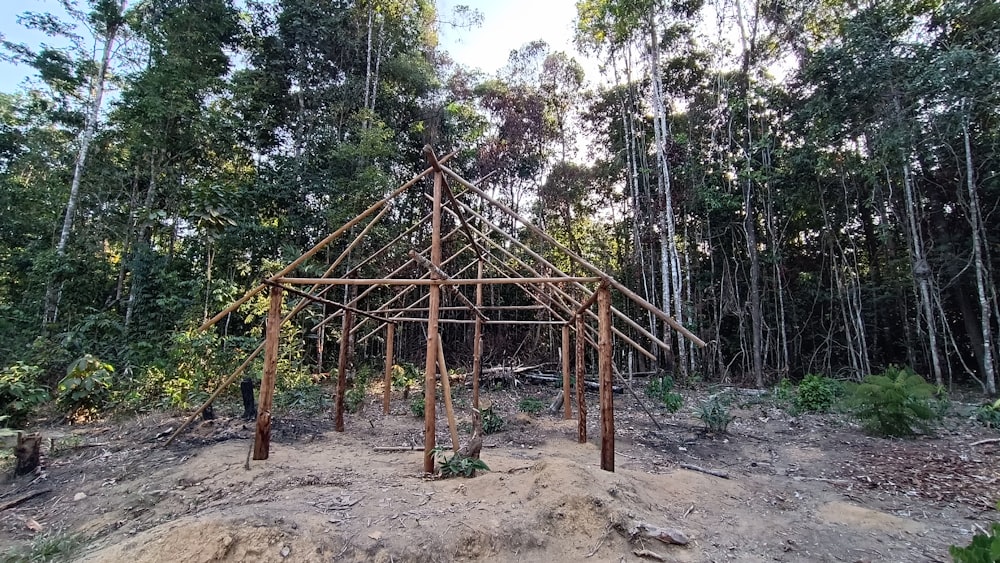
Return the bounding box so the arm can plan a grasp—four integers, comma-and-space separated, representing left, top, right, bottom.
56, 354, 113, 415
518, 397, 544, 414
645, 375, 684, 412
795, 374, 838, 413
0, 363, 50, 427
480, 405, 504, 434
848, 366, 940, 437
949, 502, 1000, 563
696, 393, 734, 433
345, 365, 376, 414
973, 398, 1000, 430
432, 446, 490, 478
391, 363, 421, 398
1, 531, 83, 562
410, 396, 425, 418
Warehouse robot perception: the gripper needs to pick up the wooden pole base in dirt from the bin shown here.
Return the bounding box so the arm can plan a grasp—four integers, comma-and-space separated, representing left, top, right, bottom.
253, 285, 282, 460
562, 324, 572, 420
598, 284, 614, 472
335, 307, 354, 432
576, 313, 587, 444
382, 322, 395, 414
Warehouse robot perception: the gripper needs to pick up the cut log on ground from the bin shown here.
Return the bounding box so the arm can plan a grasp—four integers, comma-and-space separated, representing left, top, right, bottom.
627, 520, 689, 546
373, 444, 496, 452
522, 373, 622, 394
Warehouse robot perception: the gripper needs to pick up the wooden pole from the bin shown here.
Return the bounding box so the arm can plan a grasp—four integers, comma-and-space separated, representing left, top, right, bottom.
473, 259, 484, 409
576, 313, 587, 444
253, 285, 282, 460
562, 324, 572, 419
408, 249, 489, 320
382, 322, 395, 414
199, 157, 454, 332
437, 337, 460, 453
598, 285, 614, 472
275, 276, 602, 286
448, 196, 671, 356
423, 170, 444, 473
335, 307, 354, 432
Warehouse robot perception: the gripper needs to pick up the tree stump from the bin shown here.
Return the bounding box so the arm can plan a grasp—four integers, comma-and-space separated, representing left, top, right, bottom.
14, 432, 42, 476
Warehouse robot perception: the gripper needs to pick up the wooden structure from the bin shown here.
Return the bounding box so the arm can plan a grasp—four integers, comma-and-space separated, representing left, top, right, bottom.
166, 147, 706, 473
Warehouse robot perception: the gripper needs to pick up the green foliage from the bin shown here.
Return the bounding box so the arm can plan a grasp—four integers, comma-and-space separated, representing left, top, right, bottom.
973, 398, 1000, 430
345, 365, 374, 414
1, 531, 82, 563
391, 363, 421, 392
480, 405, 505, 435
274, 372, 327, 413
794, 374, 838, 413
848, 366, 941, 437
696, 394, 735, 434
410, 396, 425, 418
518, 397, 544, 414
645, 375, 684, 412
431, 445, 490, 478
56, 354, 113, 413
773, 378, 794, 403
0, 363, 50, 427
949, 520, 1000, 563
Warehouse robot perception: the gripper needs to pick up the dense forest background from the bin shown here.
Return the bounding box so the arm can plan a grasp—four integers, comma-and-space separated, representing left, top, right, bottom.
0, 0, 998, 417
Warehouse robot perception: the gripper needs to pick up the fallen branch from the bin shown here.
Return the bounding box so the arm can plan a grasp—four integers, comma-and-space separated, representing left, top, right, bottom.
633, 548, 666, 561
0, 489, 52, 512
970, 438, 1000, 447
679, 463, 729, 479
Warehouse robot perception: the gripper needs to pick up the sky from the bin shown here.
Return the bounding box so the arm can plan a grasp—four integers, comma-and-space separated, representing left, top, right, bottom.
0, 0, 593, 94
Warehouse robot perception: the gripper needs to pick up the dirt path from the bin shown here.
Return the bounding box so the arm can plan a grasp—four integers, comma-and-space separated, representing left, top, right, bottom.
2, 384, 997, 562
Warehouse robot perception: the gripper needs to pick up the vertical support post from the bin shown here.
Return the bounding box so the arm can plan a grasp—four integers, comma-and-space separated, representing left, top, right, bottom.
423, 170, 444, 473
317, 306, 325, 375
598, 284, 614, 472
437, 338, 460, 453
575, 313, 587, 444
562, 324, 571, 419
335, 307, 354, 432
382, 322, 396, 414
473, 258, 484, 409
253, 285, 282, 460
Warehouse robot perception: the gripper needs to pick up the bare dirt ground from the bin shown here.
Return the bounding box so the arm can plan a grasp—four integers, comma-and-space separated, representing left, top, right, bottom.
2, 379, 998, 563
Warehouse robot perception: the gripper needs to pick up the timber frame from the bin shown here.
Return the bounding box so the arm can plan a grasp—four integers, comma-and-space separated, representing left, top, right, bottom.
165, 146, 705, 473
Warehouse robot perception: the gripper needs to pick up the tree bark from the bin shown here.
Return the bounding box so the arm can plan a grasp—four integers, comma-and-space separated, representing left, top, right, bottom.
43, 0, 128, 325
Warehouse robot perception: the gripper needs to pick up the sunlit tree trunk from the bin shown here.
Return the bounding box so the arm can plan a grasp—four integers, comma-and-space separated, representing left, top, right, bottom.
43, 0, 128, 325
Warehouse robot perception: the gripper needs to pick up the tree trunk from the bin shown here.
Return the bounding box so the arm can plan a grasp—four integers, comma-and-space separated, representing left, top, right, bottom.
43, 0, 127, 325
962, 115, 997, 396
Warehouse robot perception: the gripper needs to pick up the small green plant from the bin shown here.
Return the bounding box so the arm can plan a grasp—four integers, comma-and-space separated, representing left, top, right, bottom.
480, 405, 505, 434
645, 375, 684, 412
848, 365, 940, 437
794, 374, 837, 412
344, 365, 375, 414
773, 378, 794, 403
518, 397, 544, 414
410, 396, 425, 418
1, 531, 83, 562
391, 363, 421, 398
696, 394, 735, 433
949, 502, 1000, 563
431, 445, 490, 478
0, 362, 50, 427
973, 398, 1000, 429
57, 354, 114, 413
